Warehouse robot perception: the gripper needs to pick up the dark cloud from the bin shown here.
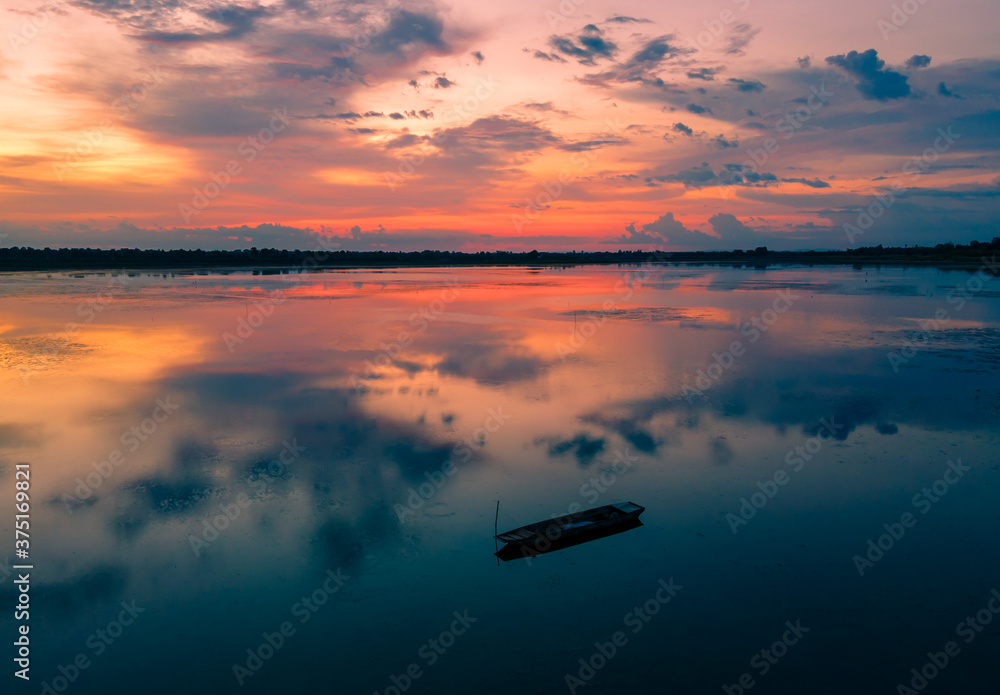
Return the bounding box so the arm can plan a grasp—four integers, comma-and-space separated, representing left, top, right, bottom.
605, 211, 769, 251
388, 112, 405, 119
894, 185, 1000, 200
432, 334, 548, 384
710, 134, 739, 149
687, 67, 722, 81
311, 518, 365, 572
66, 0, 471, 135
433, 76, 455, 89
606, 15, 652, 24
672, 122, 693, 136
797, 56, 811, 69
368, 9, 447, 57
628, 35, 680, 65
724, 23, 760, 56
649, 162, 717, 186
384, 441, 453, 479
938, 82, 962, 99
25, 565, 129, 618
80, 367, 507, 568
471, 50, 484, 64
632, 212, 710, 248
69, 0, 453, 99
606, 221, 669, 245
522, 101, 572, 116
303, 111, 362, 121
728, 77, 766, 93
707, 212, 763, 246
686, 103, 712, 114
383, 132, 420, 149
781, 177, 831, 188
645, 163, 782, 189
548, 24, 618, 66
423, 113, 613, 167
122, 476, 217, 515
576, 324, 1000, 467
905, 54, 931, 69
270, 55, 357, 82
574, 35, 690, 90
623, 425, 665, 453
545, 433, 606, 466
531, 49, 567, 63
133, 5, 272, 44
325, 224, 391, 250
722, 163, 777, 185
558, 135, 630, 152
826, 49, 911, 100
436, 115, 561, 153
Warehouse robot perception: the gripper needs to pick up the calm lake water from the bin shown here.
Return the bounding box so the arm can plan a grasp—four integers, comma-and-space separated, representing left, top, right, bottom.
1, 263, 999, 694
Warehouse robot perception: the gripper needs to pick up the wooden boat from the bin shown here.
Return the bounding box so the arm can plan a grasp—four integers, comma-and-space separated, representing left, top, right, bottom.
495, 517, 643, 562
495, 501, 645, 551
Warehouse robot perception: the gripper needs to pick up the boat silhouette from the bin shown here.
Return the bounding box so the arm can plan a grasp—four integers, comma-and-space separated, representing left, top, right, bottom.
494, 502, 645, 562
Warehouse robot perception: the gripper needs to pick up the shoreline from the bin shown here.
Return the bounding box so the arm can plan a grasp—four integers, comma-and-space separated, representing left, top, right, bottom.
1, 244, 998, 274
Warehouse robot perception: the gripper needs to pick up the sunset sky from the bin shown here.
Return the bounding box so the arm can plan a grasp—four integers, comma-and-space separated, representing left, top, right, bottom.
2, 0, 998, 251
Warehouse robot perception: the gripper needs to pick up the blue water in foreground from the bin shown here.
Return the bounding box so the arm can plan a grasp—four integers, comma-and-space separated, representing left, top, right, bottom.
0, 263, 998, 693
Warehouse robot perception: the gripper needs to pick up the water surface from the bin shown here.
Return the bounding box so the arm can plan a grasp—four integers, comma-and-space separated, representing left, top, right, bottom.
1, 263, 998, 693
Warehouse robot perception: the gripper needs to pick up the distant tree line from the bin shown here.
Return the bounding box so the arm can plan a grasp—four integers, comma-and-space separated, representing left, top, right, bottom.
0, 239, 998, 272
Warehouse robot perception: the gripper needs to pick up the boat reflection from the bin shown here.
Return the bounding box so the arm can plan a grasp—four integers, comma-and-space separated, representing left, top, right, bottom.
496, 518, 644, 562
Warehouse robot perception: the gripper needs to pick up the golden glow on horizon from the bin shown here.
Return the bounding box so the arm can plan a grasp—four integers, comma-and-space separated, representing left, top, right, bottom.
316, 169, 393, 187
0, 0, 996, 248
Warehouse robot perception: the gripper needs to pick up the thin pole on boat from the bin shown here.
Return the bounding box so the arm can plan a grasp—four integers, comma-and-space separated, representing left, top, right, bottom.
494, 499, 500, 564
